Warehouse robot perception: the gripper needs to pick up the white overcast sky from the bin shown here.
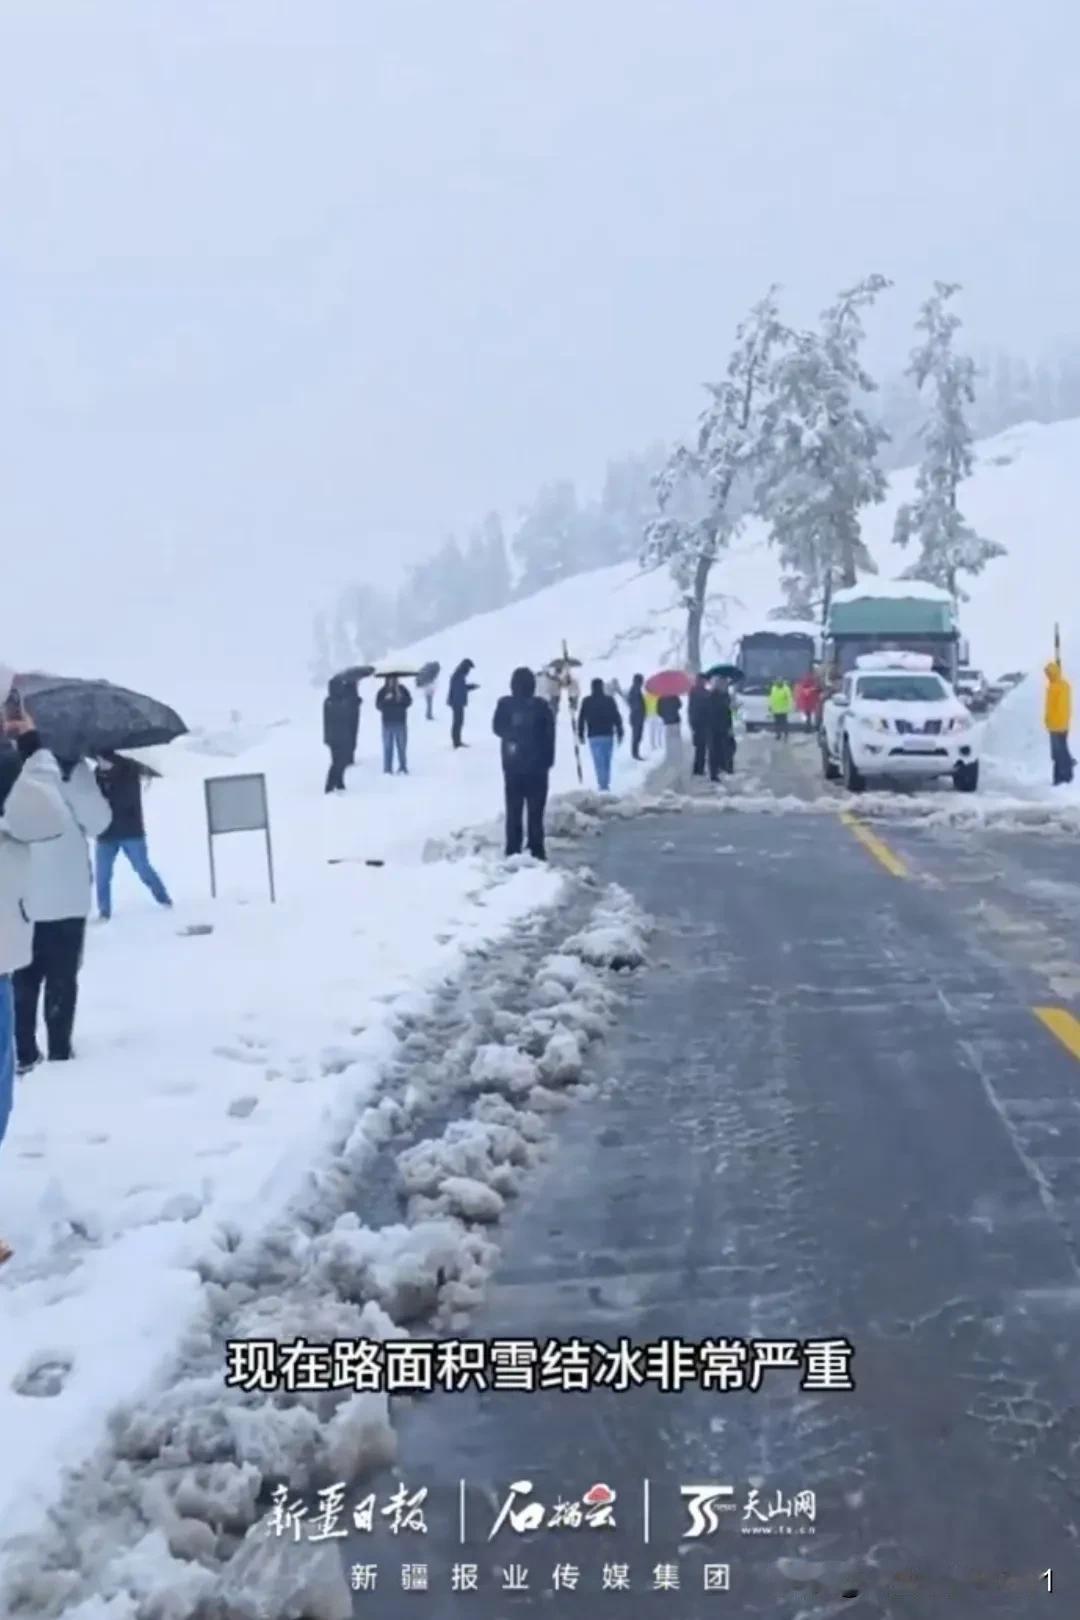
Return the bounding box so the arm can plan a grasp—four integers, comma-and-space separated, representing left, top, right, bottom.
1, 0, 1075, 594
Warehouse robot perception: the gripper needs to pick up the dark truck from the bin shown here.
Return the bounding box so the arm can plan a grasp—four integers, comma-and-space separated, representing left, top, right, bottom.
824, 587, 961, 688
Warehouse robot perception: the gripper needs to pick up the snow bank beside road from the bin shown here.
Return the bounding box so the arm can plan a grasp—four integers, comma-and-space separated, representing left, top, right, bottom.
0, 852, 563, 1578
2, 878, 650, 1620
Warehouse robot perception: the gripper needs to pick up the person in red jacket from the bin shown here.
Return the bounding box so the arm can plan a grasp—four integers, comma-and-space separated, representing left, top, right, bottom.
794, 670, 823, 730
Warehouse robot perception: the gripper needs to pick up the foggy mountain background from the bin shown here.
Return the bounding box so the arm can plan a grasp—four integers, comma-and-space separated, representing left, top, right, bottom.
2, 0, 1076, 689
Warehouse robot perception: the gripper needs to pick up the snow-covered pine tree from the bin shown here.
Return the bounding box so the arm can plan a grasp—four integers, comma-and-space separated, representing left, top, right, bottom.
892, 281, 1005, 602
466, 512, 512, 614
757, 274, 891, 616
513, 480, 584, 596
643, 288, 785, 672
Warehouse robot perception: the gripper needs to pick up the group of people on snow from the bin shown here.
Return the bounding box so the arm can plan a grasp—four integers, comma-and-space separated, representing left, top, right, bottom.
0, 689, 172, 1264
323, 659, 478, 794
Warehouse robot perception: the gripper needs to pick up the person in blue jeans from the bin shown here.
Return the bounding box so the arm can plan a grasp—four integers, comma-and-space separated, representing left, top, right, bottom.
94, 753, 173, 919
577, 677, 624, 791
375, 677, 411, 774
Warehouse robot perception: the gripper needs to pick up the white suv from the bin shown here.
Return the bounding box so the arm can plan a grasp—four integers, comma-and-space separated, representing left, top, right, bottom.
820, 652, 979, 793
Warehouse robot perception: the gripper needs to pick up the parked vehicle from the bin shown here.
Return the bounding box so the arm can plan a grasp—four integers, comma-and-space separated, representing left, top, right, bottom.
820, 651, 980, 794
824, 584, 961, 686
733, 624, 819, 731
955, 667, 990, 712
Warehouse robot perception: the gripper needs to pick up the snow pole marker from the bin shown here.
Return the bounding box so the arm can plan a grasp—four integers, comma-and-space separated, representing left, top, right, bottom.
562, 638, 584, 784
1054, 622, 1061, 664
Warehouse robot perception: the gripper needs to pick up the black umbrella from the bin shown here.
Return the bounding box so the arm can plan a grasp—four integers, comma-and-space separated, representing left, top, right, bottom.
14, 673, 187, 761
416, 660, 440, 686
703, 664, 744, 681
375, 669, 418, 680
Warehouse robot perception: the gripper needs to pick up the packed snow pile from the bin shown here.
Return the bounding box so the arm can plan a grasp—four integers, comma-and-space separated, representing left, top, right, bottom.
0, 880, 651, 1620
831, 579, 953, 606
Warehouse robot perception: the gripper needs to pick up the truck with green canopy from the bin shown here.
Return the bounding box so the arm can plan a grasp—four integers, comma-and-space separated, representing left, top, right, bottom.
824, 583, 962, 684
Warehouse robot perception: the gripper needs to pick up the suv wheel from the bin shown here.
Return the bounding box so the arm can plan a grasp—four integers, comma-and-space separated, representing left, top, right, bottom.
821, 735, 841, 781
953, 760, 979, 793
842, 736, 865, 793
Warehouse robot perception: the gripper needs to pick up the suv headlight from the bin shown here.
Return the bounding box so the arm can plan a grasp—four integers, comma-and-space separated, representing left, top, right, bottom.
949, 714, 972, 732
856, 714, 889, 732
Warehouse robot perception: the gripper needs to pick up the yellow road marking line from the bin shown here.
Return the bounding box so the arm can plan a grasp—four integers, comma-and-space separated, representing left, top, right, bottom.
1033, 1006, 1080, 1061
839, 811, 909, 878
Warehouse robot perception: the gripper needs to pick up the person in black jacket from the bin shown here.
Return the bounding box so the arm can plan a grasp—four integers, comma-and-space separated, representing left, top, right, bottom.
688, 674, 709, 776
323, 676, 360, 793
704, 678, 735, 780
375, 677, 412, 774
627, 674, 646, 760
577, 677, 623, 792
656, 691, 683, 769
492, 668, 556, 859
447, 659, 478, 747
94, 753, 173, 919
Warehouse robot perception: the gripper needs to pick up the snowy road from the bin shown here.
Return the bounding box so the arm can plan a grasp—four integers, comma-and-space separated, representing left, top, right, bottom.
346, 802, 1080, 1617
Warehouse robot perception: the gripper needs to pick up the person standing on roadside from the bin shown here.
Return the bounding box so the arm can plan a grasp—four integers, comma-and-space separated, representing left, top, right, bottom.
375, 676, 411, 775
0, 683, 67, 1265
704, 677, 735, 780
688, 673, 709, 776
492, 668, 556, 859
448, 659, 477, 747
627, 674, 646, 760
94, 754, 173, 919
1045, 659, 1074, 785
657, 691, 684, 768
577, 677, 624, 791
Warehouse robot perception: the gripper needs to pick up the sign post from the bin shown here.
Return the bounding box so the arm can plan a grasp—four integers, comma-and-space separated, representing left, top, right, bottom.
560, 639, 584, 784
204, 773, 276, 902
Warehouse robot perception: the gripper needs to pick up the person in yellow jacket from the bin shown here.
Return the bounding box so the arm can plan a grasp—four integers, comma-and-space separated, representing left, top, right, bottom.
767, 678, 794, 742
1045, 660, 1074, 785
644, 688, 663, 752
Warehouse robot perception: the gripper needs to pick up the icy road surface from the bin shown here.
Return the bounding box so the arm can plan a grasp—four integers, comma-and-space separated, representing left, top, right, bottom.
348, 797, 1080, 1617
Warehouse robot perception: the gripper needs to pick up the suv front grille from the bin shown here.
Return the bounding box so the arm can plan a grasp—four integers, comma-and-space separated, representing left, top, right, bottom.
894, 718, 942, 735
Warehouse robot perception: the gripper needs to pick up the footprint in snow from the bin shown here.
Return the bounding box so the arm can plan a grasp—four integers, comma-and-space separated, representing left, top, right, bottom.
227, 1095, 259, 1119
213, 1043, 265, 1065
13, 1351, 74, 1398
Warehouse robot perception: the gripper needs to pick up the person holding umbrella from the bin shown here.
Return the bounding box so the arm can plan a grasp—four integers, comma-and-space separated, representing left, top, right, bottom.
94, 754, 173, 919
0, 683, 67, 1263
375, 674, 412, 774
15, 753, 111, 1070
688, 673, 709, 776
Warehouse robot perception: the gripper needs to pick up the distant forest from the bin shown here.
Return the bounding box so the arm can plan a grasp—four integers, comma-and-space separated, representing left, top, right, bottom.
311, 341, 1080, 679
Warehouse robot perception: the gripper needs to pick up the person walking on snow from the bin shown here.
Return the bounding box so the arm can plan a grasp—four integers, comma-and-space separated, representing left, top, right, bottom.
323, 675, 360, 792
627, 674, 646, 760
94, 754, 173, 919
577, 677, 624, 791
768, 678, 794, 740
15, 757, 110, 1071
538, 668, 561, 716
448, 659, 477, 747
492, 668, 556, 859
1045, 660, 1074, 785
0, 691, 67, 1263
688, 673, 709, 776
375, 676, 411, 774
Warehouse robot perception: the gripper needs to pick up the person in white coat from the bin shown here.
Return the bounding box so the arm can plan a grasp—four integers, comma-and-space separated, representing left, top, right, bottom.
0, 689, 67, 1264
13, 755, 110, 1072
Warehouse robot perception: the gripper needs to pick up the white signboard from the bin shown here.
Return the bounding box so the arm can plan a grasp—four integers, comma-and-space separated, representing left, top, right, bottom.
203, 772, 275, 901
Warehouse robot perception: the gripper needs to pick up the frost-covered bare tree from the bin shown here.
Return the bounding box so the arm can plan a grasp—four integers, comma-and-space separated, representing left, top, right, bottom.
893, 282, 1005, 601
757, 274, 891, 617
643, 288, 785, 671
